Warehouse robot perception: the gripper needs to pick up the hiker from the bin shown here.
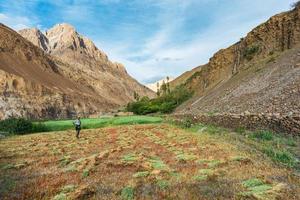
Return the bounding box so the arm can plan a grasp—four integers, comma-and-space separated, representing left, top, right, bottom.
73, 116, 81, 138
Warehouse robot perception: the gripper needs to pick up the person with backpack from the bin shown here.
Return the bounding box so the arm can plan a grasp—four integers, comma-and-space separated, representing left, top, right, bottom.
73, 116, 81, 139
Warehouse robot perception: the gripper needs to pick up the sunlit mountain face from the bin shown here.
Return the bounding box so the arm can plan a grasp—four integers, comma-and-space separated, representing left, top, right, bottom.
0, 0, 294, 83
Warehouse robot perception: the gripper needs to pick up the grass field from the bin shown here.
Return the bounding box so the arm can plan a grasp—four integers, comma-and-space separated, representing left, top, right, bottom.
33, 116, 163, 132
0, 119, 299, 199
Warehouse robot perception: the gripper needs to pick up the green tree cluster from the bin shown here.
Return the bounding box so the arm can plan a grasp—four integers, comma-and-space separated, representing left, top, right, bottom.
0, 118, 32, 135
127, 85, 193, 115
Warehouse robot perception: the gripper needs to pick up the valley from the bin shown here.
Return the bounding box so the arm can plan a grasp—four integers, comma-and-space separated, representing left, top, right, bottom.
0, 1, 300, 200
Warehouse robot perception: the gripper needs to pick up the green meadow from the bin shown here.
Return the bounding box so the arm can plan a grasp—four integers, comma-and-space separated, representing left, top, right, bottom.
33, 115, 163, 132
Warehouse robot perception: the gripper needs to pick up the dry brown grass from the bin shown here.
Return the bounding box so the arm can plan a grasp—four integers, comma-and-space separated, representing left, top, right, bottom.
0, 124, 299, 200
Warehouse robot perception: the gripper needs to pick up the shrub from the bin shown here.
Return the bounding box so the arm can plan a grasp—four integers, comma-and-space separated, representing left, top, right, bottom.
186, 71, 202, 83
0, 176, 16, 196
250, 130, 273, 141
285, 138, 297, 147
157, 180, 170, 189
0, 118, 33, 135
235, 127, 246, 134
181, 118, 192, 128
240, 178, 272, 198
242, 178, 264, 188
263, 147, 298, 167
82, 169, 89, 178
121, 186, 134, 200
243, 44, 260, 60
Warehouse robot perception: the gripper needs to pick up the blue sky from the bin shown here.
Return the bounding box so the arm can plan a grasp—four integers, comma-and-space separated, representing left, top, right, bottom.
0, 0, 296, 83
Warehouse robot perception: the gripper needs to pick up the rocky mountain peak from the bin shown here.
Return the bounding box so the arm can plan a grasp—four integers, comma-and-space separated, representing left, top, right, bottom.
47, 23, 76, 33
45, 23, 86, 53
19, 23, 109, 67
18, 27, 49, 51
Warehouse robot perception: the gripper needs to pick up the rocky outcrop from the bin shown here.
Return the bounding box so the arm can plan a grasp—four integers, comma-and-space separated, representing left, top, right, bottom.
19, 28, 49, 52
173, 6, 300, 117
0, 23, 154, 119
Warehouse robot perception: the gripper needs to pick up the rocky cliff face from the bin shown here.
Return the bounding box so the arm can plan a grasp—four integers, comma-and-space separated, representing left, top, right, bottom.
0, 23, 154, 119
172, 6, 300, 116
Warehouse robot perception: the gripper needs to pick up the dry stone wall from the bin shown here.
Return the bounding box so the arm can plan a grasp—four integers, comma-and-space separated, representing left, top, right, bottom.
172, 113, 300, 136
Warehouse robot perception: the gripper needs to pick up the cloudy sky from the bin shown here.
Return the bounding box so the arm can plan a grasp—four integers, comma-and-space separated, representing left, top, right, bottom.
0, 0, 296, 83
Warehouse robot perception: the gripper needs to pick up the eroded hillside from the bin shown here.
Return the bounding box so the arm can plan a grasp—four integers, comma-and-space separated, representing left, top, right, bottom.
172, 5, 300, 116
0, 23, 154, 119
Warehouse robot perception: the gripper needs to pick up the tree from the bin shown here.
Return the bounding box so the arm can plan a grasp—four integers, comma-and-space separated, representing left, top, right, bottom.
166, 76, 171, 94
161, 80, 167, 95
133, 91, 140, 101
156, 82, 160, 97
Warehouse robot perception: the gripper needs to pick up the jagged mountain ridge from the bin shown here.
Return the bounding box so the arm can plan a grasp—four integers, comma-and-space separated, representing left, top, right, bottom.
19, 23, 154, 107
0, 23, 154, 119
171, 5, 300, 115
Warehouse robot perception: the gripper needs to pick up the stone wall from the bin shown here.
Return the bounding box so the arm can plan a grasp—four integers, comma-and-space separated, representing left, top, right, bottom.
172, 113, 300, 136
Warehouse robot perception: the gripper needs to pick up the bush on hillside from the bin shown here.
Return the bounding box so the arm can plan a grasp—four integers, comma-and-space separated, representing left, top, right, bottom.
292, 1, 300, 9
0, 118, 33, 135
186, 71, 202, 84
243, 44, 260, 60
126, 85, 193, 115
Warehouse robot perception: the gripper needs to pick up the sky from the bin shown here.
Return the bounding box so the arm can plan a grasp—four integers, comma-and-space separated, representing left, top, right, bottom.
0, 0, 296, 84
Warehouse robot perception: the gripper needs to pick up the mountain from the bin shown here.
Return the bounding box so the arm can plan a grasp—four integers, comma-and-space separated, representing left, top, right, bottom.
171, 5, 300, 116
0, 23, 154, 119
146, 77, 174, 92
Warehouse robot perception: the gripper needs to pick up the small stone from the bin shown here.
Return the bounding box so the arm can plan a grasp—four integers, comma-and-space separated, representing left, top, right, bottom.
151, 169, 162, 175
244, 111, 250, 115
97, 150, 109, 159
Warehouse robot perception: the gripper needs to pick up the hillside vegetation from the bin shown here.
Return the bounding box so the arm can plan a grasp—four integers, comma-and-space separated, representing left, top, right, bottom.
126, 85, 193, 115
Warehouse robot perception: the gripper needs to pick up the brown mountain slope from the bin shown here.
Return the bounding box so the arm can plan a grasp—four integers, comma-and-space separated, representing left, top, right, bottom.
0, 23, 117, 119
19, 23, 154, 107
0, 23, 153, 119
172, 5, 300, 116
169, 65, 203, 90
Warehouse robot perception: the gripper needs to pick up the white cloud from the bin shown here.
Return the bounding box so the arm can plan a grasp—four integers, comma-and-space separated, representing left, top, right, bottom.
94, 0, 296, 84
0, 13, 31, 30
